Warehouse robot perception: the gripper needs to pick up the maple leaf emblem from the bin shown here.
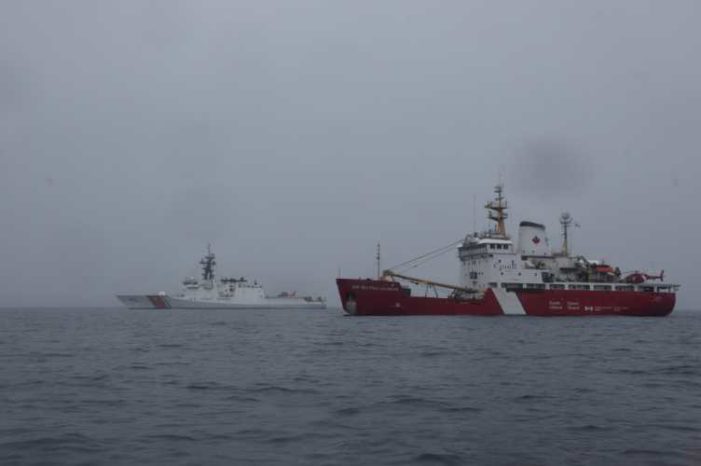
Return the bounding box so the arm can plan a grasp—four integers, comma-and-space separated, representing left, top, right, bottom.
532, 236, 541, 244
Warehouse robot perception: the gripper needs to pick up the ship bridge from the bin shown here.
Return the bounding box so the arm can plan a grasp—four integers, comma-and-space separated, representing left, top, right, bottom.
459, 185, 547, 291
459, 237, 514, 256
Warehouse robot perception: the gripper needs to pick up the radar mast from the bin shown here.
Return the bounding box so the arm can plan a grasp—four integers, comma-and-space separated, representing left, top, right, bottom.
560, 212, 573, 256
485, 184, 509, 238
376, 243, 382, 279
200, 244, 216, 281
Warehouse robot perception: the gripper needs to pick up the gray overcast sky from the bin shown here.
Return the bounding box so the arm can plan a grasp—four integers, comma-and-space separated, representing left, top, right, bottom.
1, 0, 700, 308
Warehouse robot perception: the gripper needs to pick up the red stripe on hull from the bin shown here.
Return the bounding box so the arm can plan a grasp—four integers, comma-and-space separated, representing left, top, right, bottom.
336, 279, 502, 316
515, 290, 675, 316
147, 295, 170, 309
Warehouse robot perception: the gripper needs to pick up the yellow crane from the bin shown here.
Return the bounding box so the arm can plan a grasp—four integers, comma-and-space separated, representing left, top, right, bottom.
381, 270, 478, 295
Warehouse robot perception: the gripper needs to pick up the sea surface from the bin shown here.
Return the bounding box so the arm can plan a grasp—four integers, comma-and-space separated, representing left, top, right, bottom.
1, 308, 700, 466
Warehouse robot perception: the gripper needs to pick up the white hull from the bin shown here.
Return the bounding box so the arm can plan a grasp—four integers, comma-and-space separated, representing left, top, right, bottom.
116, 294, 326, 310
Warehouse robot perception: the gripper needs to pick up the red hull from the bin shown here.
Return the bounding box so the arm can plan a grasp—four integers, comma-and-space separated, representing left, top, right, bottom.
337, 279, 675, 317
515, 289, 674, 316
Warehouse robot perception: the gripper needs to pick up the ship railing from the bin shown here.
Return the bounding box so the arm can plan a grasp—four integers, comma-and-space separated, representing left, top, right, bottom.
501, 282, 679, 293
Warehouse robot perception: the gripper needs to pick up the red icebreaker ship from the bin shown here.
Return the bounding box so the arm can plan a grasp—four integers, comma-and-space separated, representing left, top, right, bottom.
337, 185, 678, 316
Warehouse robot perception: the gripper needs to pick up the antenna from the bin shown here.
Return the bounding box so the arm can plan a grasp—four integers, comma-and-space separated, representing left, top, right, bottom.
472, 194, 477, 233
560, 212, 573, 256
376, 243, 381, 279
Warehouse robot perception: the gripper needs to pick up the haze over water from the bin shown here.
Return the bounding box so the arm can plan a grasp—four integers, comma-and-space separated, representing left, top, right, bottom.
2, 1, 701, 309
2, 308, 700, 465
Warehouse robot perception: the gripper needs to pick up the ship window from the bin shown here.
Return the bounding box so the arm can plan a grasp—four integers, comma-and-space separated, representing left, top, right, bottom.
615, 285, 634, 291
593, 285, 611, 291
569, 284, 591, 290
549, 284, 565, 290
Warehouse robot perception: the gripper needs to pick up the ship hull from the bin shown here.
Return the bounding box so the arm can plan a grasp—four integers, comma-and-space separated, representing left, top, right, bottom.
116, 294, 326, 310
116, 295, 168, 309
515, 289, 674, 316
336, 279, 675, 316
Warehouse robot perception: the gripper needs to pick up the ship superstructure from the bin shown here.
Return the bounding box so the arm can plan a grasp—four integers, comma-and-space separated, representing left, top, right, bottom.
117, 246, 326, 310
337, 185, 679, 316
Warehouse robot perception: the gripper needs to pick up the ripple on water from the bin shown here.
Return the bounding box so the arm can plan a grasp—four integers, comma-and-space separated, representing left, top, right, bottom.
621, 448, 692, 462
655, 364, 700, 376
249, 384, 320, 395
1, 308, 700, 465
410, 452, 464, 466
1, 433, 103, 455
145, 434, 197, 442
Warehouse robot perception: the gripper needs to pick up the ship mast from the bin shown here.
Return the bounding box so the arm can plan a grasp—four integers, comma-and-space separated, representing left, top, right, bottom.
376, 243, 382, 279
485, 184, 508, 238
560, 212, 573, 256
200, 244, 216, 281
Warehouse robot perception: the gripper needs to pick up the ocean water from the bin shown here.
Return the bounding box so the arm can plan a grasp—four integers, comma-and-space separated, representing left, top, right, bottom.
1, 308, 700, 466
